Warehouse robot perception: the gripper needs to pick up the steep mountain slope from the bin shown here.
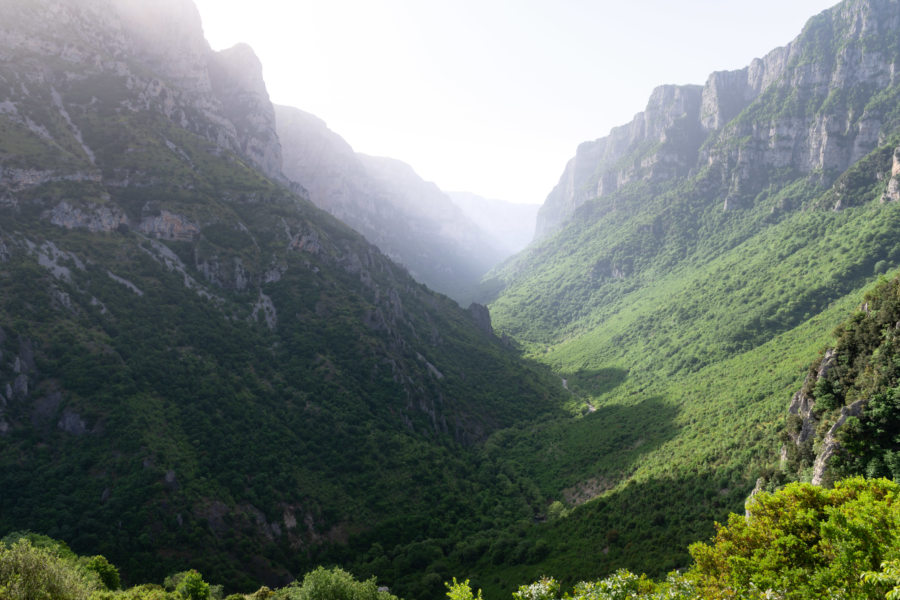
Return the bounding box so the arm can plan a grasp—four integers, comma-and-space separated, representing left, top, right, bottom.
0, 0, 566, 594
446, 191, 539, 257
275, 105, 504, 304
472, 0, 900, 591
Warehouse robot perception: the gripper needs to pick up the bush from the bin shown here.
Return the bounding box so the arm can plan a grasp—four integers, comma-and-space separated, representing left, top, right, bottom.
86, 554, 121, 590
0, 539, 102, 600
176, 570, 211, 600
273, 567, 397, 600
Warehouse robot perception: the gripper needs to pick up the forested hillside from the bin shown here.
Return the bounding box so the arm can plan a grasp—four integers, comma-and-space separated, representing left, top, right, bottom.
276, 106, 504, 305
0, 0, 565, 595
472, 0, 900, 591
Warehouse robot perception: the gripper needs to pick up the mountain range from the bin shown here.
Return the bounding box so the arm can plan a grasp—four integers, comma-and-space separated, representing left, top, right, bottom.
4, 0, 900, 598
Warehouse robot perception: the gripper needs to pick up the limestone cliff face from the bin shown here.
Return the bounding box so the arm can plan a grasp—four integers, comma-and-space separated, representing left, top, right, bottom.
537, 0, 900, 237
276, 104, 504, 304
208, 44, 283, 180
0, 0, 282, 185
536, 84, 704, 237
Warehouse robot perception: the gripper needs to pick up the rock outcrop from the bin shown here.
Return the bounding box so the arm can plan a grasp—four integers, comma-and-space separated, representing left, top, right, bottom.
536, 84, 704, 238
811, 399, 867, 485
0, 0, 284, 189
467, 303, 494, 337
881, 146, 900, 202
208, 44, 283, 180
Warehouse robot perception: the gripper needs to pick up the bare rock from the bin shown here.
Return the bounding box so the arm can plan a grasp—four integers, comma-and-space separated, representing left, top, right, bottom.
811, 399, 867, 486
57, 408, 87, 435
745, 477, 765, 519
881, 147, 900, 203
13, 374, 28, 400
137, 210, 199, 241
467, 303, 494, 336
251, 291, 277, 330
49, 201, 128, 232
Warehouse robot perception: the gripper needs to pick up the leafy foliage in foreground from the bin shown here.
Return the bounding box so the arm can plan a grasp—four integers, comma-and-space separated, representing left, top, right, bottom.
7, 478, 900, 599
8, 477, 900, 600
454, 478, 900, 599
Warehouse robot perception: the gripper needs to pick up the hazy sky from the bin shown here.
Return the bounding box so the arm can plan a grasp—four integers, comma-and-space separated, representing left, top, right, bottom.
193, 0, 838, 205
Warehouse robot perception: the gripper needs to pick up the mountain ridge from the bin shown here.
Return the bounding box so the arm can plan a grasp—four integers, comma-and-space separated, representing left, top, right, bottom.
535, 0, 898, 238
276, 103, 505, 304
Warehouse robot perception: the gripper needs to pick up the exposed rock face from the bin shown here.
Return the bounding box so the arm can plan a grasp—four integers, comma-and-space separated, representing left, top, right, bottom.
208, 44, 283, 180
58, 407, 87, 435
0, 0, 283, 192
467, 303, 494, 336
537, 0, 900, 237
812, 399, 867, 485
275, 104, 504, 303
137, 210, 200, 241
881, 146, 900, 202
49, 201, 128, 233
536, 85, 704, 237
786, 348, 837, 451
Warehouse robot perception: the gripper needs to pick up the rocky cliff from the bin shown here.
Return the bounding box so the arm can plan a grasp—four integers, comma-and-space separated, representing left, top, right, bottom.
780, 275, 900, 487
537, 0, 900, 237
0, 0, 283, 185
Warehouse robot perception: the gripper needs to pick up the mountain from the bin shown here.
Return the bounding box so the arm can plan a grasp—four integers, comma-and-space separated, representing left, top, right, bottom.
275, 105, 505, 304
0, 0, 566, 595
472, 0, 900, 589
446, 192, 539, 257
535, 0, 899, 238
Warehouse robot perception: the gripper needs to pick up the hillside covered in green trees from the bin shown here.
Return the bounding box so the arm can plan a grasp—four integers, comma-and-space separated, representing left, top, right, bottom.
8, 476, 900, 600
0, 0, 566, 596
472, 0, 900, 591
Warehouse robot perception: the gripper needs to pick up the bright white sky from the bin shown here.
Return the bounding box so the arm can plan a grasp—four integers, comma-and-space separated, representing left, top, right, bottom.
193, 0, 838, 205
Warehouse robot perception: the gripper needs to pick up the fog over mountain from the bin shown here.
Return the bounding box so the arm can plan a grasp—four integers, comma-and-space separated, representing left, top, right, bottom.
275, 104, 506, 304
447, 191, 539, 256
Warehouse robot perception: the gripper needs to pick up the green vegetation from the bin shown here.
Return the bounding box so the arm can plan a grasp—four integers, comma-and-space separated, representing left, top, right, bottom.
779, 273, 900, 484
9, 478, 900, 600
444, 477, 900, 599
476, 3, 900, 588
0, 16, 567, 596
9, 0, 900, 598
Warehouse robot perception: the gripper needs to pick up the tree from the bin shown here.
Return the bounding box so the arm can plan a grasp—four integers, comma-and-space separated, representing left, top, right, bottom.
175, 570, 210, 600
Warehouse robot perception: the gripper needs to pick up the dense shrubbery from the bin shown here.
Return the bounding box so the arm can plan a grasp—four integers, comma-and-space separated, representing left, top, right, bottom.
8, 479, 900, 599
448, 478, 900, 599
